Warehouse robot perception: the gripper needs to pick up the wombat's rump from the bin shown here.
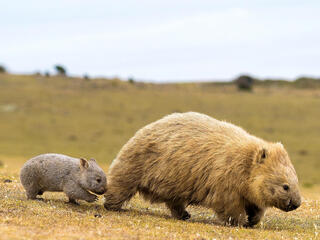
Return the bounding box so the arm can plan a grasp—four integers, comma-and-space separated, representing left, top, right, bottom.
20, 153, 107, 204
104, 112, 301, 226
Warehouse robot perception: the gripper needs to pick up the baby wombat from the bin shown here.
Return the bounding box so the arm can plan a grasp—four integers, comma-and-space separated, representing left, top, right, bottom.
20, 153, 107, 204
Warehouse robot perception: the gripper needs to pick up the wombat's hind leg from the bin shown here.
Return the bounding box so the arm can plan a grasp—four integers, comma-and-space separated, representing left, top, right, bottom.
66, 198, 79, 205
104, 185, 137, 211
166, 201, 191, 220
25, 187, 41, 200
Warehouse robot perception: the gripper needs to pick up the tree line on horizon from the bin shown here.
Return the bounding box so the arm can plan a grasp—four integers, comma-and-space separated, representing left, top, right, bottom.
0, 63, 319, 90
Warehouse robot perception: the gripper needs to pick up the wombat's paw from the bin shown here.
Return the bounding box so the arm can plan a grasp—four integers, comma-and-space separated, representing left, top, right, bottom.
103, 204, 123, 211
180, 210, 191, 220
87, 194, 99, 203
243, 221, 256, 228
93, 195, 99, 202
243, 223, 253, 228
34, 197, 44, 201
66, 199, 79, 205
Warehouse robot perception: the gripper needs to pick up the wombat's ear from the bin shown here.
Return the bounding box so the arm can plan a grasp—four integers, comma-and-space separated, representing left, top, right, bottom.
80, 158, 89, 169
89, 158, 96, 162
257, 148, 267, 164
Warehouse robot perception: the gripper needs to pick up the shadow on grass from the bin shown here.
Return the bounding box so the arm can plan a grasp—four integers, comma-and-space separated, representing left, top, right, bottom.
105, 206, 319, 232
9, 187, 320, 232
108, 206, 224, 226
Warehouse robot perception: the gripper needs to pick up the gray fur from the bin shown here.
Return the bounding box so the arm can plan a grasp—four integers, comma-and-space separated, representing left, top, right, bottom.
20, 153, 107, 204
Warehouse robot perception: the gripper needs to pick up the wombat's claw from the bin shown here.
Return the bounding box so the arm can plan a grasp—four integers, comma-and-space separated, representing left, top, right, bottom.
243, 222, 254, 228
180, 211, 191, 220
35, 197, 44, 201
85, 195, 98, 203
67, 199, 79, 205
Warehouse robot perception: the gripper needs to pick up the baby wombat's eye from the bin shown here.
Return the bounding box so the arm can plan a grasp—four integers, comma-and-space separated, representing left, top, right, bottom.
283, 184, 289, 191
96, 178, 101, 183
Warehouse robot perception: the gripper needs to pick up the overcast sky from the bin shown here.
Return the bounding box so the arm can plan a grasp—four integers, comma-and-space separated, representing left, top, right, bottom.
1, 0, 319, 82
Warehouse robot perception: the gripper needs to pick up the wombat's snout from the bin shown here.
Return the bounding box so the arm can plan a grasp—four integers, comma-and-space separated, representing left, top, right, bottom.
95, 186, 107, 195
286, 198, 301, 211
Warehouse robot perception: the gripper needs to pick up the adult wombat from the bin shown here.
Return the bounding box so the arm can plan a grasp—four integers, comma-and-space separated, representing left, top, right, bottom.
20, 153, 107, 204
104, 112, 301, 227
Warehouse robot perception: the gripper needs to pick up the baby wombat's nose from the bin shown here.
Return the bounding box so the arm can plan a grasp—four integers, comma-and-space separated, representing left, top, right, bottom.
100, 186, 107, 194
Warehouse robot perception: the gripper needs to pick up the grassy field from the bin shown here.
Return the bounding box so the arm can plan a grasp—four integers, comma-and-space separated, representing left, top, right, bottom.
0, 74, 320, 239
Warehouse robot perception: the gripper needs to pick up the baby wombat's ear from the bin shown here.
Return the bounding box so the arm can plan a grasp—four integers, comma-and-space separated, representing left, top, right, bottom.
80, 158, 89, 170
256, 148, 267, 164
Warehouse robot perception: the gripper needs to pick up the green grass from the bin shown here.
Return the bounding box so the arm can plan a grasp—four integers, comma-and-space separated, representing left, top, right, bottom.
0, 74, 320, 239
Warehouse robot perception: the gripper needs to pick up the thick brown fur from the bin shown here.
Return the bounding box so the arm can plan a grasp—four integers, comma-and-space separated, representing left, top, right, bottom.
104, 112, 301, 226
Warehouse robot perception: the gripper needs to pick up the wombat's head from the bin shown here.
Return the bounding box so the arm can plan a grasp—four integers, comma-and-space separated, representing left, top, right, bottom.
79, 158, 107, 195
248, 143, 301, 212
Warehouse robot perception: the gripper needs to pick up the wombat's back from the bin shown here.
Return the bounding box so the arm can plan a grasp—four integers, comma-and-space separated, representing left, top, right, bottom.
20, 153, 79, 192
115, 112, 260, 167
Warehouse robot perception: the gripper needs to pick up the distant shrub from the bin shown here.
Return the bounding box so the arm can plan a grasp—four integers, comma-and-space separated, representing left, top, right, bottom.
235, 75, 254, 91
68, 135, 77, 141
54, 65, 67, 76
45, 71, 50, 77
0, 65, 7, 73
83, 74, 90, 80
128, 77, 135, 84
298, 149, 308, 156
294, 77, 320, 88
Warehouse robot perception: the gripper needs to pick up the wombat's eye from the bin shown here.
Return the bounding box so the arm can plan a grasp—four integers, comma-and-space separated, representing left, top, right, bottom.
283, 184, 289, 191
96, 178, 101, 183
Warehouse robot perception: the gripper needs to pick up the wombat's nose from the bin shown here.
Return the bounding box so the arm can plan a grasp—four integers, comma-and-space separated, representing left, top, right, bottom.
287, 199, 301, 211
100, 186, 107, 194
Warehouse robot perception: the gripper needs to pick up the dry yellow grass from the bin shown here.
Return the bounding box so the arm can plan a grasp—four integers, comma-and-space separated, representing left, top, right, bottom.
1, 158, 319, 240
0, 74, 320, 239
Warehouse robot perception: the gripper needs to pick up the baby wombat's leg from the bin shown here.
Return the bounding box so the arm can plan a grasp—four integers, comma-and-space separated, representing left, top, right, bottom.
244, 204, 265, 227
64, 182, 98, 203
26, 189, 40, 200
24, 183, 43, 200
166, 201, 191, 220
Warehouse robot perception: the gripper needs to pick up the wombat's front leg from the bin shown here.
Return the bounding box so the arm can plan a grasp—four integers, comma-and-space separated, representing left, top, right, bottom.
104, 182, 137, 211
166, 201, 191, 220
67, 198, 79, 205
64, 183, 98, 203
216, 202, 247, 227
244, 204, 265, 227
